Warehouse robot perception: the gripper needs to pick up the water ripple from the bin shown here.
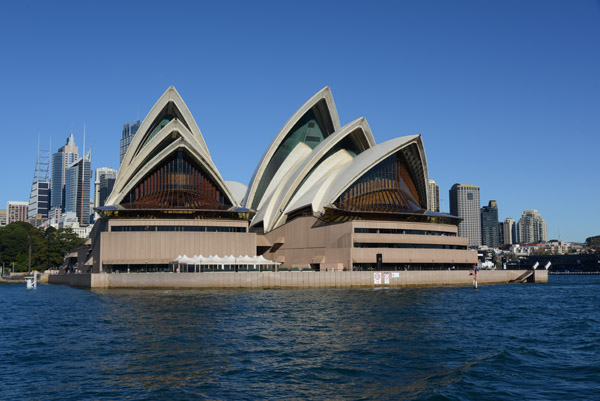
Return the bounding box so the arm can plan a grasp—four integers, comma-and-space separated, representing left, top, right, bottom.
1, 276, 599, 400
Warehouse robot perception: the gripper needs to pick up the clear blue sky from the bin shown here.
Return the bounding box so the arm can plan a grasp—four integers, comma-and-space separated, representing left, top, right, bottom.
1, 0, 598, 242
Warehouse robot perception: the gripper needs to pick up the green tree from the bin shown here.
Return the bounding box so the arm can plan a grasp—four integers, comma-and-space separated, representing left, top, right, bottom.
0, 223, 85, 272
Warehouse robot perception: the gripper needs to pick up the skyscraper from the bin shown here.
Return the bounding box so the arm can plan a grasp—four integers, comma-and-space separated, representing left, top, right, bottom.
28, 140, 51, 221
120, 120, 141, 165
51, 133, 79, 211
502, 218, 516, 245
94, 167, 117, 210
428, 179, 440, 212
65, 150, 92, 226
481, 200, 500, 247
517, 210, 547, 244
449, 183, 481, 247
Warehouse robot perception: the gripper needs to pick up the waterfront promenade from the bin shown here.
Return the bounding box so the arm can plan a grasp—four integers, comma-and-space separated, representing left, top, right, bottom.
48, 269, 547, 289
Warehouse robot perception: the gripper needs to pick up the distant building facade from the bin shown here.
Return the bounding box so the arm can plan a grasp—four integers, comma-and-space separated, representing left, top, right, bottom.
28, 181, 50, 222
428, 179, 440, 212
120, 120, 141, 165
449, 184, 481, 247
51, 133, 79, 211
481, 200, 500, 247
94, 167, 117, 219
94, 167, 117, 208
517, 209, 547, 243
65, 151, 92, 226
60, 211, 92, 239
28, 142, 51, 222
7, 201, 29, 224
502, 218, 516, 245
0, 210, 7, 226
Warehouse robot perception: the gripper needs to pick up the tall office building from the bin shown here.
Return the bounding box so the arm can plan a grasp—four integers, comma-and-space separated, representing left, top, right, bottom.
449, 183, 481, 247
517, 209, 547, 244
94, 167, 117, 209
120, 120, 141, 165
7, 201, 29, 224
65, 150, 92, 226
51, 133, 79, 210
428, 179, 440, 212
28, 141, 51, 221
502, 218, 516, 245
480, 200, 500, 247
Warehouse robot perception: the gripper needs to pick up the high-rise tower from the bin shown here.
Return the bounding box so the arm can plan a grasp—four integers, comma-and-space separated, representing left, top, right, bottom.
428, 179, 440, 212
480, 200, 500, 247
517, 210, 547, 243
65, 150, 92, 226
28, 139, 51, 221
51, 133, 79, 211
449, 183, 481, 247
502, 217, 516, 245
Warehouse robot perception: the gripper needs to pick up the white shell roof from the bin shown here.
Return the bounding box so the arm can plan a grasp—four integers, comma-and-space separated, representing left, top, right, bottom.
279, 135, 429, 224
106, 87, 236, 207
319, 135, 428, 212
244, 86, 341, 209
252, 117, 376, 232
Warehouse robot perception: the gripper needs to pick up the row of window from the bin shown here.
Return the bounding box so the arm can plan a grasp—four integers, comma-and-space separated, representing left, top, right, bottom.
354, 228, 456, 236
353, 243, 467, 250
111, 225, 247, 232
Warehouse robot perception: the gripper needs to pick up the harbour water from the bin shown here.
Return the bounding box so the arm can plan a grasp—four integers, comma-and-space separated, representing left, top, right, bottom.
1, 276, 598, 400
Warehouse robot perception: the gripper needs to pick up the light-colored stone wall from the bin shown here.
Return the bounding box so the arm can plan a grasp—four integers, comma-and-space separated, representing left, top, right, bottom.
96, 219, 255, 268
100, 232, 256, 265
48, 269, 548, 289
262, 216, 477, 269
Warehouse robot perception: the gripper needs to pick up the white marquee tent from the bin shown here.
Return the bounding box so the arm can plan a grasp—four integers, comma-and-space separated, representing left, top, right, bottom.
170, 254, 280, 272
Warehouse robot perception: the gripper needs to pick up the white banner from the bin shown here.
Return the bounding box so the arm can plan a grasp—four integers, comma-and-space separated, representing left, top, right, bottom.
384, 273, 390, 284
374, 272, 382, 284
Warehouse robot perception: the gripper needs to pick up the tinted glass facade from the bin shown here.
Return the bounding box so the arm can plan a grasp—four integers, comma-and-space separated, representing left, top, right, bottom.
111, 225, 246, 232
51, 148, 77, 210
65, 157, 92, 225
120, 120, 141, 164
481, 200, 500, 247
28, 181, 50, 219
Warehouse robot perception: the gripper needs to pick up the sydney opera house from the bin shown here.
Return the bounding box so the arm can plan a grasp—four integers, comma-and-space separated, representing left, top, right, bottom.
88, 87, 476, 273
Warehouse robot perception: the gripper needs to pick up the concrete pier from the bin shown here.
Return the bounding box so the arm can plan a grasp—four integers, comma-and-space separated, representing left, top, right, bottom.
48, 269, 547, 289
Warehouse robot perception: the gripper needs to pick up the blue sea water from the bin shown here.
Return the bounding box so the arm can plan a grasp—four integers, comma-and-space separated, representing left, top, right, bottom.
1, 276, 599, 400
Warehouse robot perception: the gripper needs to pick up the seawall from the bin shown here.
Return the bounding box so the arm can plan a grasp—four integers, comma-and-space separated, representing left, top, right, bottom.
48, 269, 547, 289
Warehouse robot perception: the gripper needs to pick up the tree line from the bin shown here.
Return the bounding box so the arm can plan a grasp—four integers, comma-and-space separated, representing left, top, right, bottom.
0, 222, 85, 272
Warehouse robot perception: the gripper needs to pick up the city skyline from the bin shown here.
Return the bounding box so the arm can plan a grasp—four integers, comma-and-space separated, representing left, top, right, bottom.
0, 1, 598, 242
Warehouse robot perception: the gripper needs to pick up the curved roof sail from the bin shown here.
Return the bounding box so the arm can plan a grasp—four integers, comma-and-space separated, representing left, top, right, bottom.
244, 87, 341, 210
319, 135, 429, 215
253, 117, 376, 232
106, 87, 237, 209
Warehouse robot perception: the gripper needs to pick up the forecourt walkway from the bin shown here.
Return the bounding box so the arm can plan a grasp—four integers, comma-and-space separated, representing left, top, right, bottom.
49, 270, 547, 289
